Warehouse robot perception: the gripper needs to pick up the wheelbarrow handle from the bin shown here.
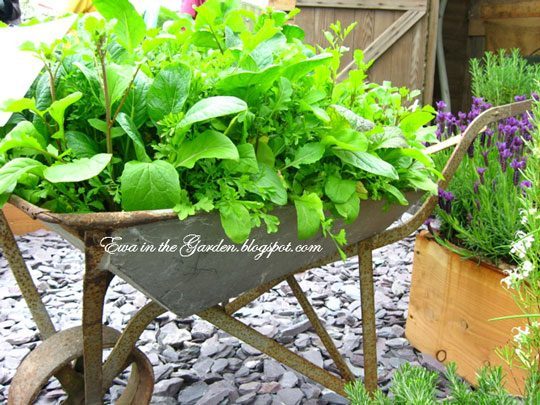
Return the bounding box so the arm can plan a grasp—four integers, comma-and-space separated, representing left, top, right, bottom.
368, 99, 533, 250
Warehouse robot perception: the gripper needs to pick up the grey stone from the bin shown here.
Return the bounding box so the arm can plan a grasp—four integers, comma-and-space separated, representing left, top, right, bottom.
211, 358, 228, 374
320, 390, 348, 405
276, 388, 304, 405
279, 371, 299, 388
153, 378, 184, 397
325, 297, 342, 311
200, 335, 221, 357
236, 392, 257, 404
302, 349, 324, 368
177, 382, 208, 404
154, 364, 174, 382
239, 381, 261, 395
386, 337, 408, 349
281, 318, 311, 338
258, 381, 281, 394
263, 359, 286, 381
158, 322, 191, 348
195, 380, 237, 405
253, 394, 273, 405
5, 328, 36, 345
191, 320, 215, 340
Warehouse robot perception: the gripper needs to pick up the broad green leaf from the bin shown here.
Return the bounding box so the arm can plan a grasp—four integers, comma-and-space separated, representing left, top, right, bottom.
94, 0, 146, 53
287, 142, 325, 168
222, 143, 258, 174
399, 148, 434, 167
250, 33, 286, 68
370, 127, 409, 150
2, 98, 41, 116
283, 54, 333, 82
48, 92, 82, 139
256, 141, 275, 168
216, 65, 282, 97
335, 193, 360, 223
0, 121, 46, 155
147, 64, 191, 122
0, 158, 45, 194
406, 172, 438, 194
331, 105, 375, 132
88, 119, 125, 138
44, 154, 112, 183
219, 200, 252, 243
178, 96, 247, 128
399, 110, 434, 135
106, 64, 135, 106
116, 113, 150, 162
120, 160, 181, 211
383, 184, 409, 205
253, 165, 287, 205
65, 131, 100, 158
282, 24, 305, 42
325, 175, 356, 204
334, 150, 399, 180
176, 130, 239, 168
322, 128, 368, 152
122, 72, 151, 128
294, 193, 324, 240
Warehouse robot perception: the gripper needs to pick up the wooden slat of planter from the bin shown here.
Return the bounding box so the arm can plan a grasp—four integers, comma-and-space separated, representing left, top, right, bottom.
2, 204, 46, 235
406, 232, 527, 396
296, 0, 427, 11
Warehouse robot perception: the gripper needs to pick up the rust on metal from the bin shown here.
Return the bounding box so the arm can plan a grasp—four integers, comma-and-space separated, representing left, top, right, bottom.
358, 241, 378, 394
82, 230, 113, 404
199, 305, 348, 396
286, 275, 356, 382
0, 210, 85, 398
8, 326, 153, 405
103, 301, 165, 390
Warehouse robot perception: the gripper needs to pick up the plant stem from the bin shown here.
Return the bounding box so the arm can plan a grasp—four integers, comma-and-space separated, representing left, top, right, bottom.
98, 44, 113, 156
111, 64, 141, 124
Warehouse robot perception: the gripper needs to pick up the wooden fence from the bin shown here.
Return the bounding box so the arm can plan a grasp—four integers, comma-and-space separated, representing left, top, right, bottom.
293, 0, 439, 104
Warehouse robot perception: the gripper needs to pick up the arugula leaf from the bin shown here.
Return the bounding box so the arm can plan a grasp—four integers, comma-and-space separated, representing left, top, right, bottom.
122, 72, 151, 128
178, 96, 247, 128
2, 98, 42, 116
294, 193, 324, 240
147, 64, 191, 123
335, 193, 360, 223
120, 160, 181, 210
331, 105, 375, 132
256, 141, 275, 167
399, 110, 434, 135
325, 175, 356, 204
0, 158, 45, 194
383, 184, 409, 205
117, 112, 150, 162
253, 165, 287, 205
283, 53, 333, 82
0, 122, 46, 155
105, 64, 135, 107
322, 128, 369, 152
287, 142, 325, 168
94, 0, 146, 53
44, 154, 112, 183
333, 150, 399, 180
219, 200, 252, 243
176, 130, 239, 168
222, 143, 258, 174
370, 127, 409, 150
65, 131, 100, 158
48, 92, 83, 140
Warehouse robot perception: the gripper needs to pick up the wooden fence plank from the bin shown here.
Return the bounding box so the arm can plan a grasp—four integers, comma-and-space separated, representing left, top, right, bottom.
297, 0, 427, 11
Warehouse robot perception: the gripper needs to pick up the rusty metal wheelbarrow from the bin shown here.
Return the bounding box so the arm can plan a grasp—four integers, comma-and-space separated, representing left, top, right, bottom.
0, 101, 531, 404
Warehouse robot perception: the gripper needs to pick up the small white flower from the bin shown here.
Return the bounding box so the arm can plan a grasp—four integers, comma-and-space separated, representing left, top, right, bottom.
513, 325, 530, 344
521, 260, 534, 277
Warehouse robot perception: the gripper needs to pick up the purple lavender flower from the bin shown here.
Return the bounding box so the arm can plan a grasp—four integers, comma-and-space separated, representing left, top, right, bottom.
436, 100, 447, 112
473, 181, 480, 194
520, 180, 532, 189
481, 150, 489, 166
438, 189, 455, 213
477, 167, 487, 184
532, 92, 539, 101
514, 95, 527, 102
510, 159, 527, 185
499, 149, 512, 172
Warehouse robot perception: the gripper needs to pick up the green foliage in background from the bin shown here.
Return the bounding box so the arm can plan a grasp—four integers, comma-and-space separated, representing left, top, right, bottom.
470, 49, 540, 107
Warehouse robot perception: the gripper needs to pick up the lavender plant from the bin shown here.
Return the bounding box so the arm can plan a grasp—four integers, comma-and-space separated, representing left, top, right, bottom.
432, 96, 534, 264
470, 49, 540, 107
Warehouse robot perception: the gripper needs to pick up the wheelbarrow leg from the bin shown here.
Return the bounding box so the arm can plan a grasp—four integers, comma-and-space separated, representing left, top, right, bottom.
82, 231, 113, 405
358, 241, 378, 394
0, 210, 84, 401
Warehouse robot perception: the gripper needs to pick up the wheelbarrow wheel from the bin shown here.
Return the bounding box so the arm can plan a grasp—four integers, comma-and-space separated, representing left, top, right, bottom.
7, 325, 154, 405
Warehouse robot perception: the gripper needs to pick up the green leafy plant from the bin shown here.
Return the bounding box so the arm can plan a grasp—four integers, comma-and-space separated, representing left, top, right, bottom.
0, 0, 438, 249
345, 362, 538, 404
470, 49, 540, 107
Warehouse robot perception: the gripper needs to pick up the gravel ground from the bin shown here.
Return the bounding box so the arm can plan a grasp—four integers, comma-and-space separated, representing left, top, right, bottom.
0, 228, 449, 404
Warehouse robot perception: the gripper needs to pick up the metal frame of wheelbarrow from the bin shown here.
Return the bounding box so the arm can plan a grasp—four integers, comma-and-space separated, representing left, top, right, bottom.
0, 100, 532, 404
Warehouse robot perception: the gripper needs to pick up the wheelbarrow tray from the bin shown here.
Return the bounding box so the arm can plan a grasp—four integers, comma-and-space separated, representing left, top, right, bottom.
11, 192, 422, 317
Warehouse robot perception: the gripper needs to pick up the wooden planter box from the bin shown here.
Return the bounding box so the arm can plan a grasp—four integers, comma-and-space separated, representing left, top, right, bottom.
406, 231, 528, 396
